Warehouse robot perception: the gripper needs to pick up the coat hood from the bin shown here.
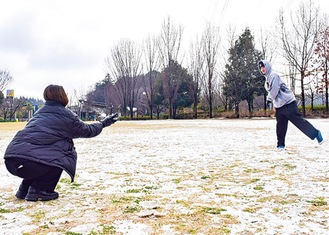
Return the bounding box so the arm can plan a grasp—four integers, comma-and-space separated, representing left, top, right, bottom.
259, 60, 272, 77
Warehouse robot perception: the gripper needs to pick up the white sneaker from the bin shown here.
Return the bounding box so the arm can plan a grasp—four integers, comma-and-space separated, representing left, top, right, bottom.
277, 146, 285, 151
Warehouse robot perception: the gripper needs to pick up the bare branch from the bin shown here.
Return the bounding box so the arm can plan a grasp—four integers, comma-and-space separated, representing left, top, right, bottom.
0, 70, 14, 92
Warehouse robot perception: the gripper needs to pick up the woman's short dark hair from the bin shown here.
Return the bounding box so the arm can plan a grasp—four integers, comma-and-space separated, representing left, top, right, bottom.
43, 84, 69, 106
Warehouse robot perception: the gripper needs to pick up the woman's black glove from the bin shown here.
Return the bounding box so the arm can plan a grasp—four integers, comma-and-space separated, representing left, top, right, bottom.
100, 113, 118, 127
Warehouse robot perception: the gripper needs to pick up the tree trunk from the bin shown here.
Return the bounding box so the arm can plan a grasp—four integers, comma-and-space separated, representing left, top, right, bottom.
169, 99, 173, 119
193, 99, 198, 119
173, 105, 177, 119
248, 99, 253, 118
264, 94, 267, 115
325, 60, 329, 114
326, 81, 329, 113
301, 70, 306, 117
311, 92, 314, 112
209, 80, 213, 118
235, 102, 240, 118
150, 104, 153, 119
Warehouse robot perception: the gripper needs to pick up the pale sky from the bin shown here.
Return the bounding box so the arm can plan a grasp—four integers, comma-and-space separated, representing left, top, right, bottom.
1, 0, 328, 99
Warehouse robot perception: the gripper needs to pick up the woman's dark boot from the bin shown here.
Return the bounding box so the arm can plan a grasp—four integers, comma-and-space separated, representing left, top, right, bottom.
25, 186, 59, 201
15, 183, 30, 199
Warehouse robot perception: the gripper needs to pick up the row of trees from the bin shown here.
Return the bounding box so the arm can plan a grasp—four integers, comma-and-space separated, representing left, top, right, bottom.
279, 0, 328, 116
85, 1, 329, 119
1, 1, 328, 120
0, 69, 44, 121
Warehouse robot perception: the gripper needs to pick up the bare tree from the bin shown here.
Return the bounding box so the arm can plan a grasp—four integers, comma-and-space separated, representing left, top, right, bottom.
279, 0, 320, 116
103, 77, 120, 114
314, 19, 329, 113
283, 63, 298, 95
1, 97, 25, 121
0, 70, 13, 92
70, 86, 87, 108
158, 16, 183, 119
258, 28, 277, 62
0, 90, 4, 106
201, 23, 220, 118
143, 35, 160, 119
105, 39, 143, 119
187, 36, 205, 118
257, 27, 278, 112
0, 70, 14, 114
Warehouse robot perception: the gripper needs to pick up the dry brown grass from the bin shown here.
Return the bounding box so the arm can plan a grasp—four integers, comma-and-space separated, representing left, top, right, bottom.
0, 122, 27, 131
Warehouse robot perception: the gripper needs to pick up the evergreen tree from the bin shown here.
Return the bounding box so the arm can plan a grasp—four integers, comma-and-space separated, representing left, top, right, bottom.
161, 60, 189, 118
154, 74, 166, 119
223, 28, 263, 117
173, 71, 194, 118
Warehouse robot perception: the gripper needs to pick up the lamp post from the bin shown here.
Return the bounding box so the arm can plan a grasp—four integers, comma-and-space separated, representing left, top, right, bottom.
142, 91, 147, 116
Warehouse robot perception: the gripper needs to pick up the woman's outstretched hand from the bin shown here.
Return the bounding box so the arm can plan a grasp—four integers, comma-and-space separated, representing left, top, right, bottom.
100, 113, 119, 127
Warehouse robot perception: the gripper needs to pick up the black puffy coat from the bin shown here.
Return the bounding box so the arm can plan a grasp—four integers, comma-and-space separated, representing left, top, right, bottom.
4, 101, 103, 181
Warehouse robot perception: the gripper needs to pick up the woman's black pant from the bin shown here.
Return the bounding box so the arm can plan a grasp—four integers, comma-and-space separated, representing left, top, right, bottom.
275, 101, 318, 147
5, 158, 63, 192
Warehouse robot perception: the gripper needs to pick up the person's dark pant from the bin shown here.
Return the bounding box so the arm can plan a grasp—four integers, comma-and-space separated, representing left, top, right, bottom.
5, 158, 63, 192
275, 101, 319, 147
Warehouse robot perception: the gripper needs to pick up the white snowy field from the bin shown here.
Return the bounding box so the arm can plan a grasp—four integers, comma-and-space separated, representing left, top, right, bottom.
0, 118, 329, 235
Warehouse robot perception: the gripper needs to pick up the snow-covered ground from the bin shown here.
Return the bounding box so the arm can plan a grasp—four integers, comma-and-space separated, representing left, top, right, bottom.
0, 118, 328, 235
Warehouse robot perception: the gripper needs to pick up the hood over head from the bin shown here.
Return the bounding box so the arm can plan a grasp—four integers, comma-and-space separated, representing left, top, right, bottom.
258, 60, 272, 77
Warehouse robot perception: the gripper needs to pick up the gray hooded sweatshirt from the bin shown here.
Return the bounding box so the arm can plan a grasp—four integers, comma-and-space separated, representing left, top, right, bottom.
259, 60, 295, 108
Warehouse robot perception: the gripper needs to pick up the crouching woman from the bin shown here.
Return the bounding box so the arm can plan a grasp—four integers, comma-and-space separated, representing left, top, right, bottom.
4, 84, 117, 201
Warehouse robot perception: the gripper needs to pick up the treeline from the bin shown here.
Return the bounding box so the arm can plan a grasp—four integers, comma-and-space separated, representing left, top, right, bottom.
84, 1, 329, 119
1, 1, 328, 120
0, 96, 44, 121
86, 28, 266, 119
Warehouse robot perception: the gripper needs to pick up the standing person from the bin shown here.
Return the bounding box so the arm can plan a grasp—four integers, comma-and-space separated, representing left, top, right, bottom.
258, 60, 323, 150
4, 84, 118, 201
